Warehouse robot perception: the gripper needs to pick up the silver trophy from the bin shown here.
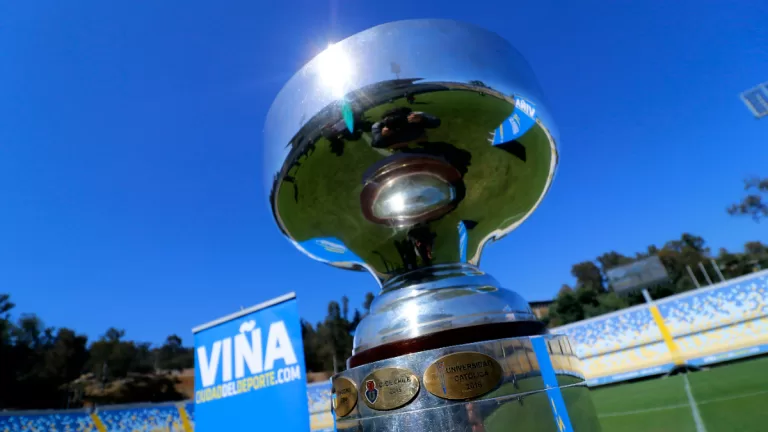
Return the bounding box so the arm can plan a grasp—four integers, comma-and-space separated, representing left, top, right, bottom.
265, 19, 600, 432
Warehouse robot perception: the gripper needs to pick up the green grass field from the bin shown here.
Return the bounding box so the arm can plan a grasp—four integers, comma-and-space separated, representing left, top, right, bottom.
592, 356, 768, 431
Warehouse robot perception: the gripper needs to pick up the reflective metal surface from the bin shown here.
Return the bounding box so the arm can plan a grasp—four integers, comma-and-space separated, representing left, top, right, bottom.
265, 19, 558, 285
266, 20, 601, 431
331, 334, 601, 432
353, 265, 536, 353
360, 367, 420, 410
265, 19, 558, 354
332, 376, 358, 418
423, 351, 503, 400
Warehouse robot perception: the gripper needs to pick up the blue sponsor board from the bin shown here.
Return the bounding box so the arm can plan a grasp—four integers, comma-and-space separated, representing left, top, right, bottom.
492, 95, 537, 144
193, 293, 309, 432
586, 363, 676, 387
341, 99, 355, 133
687, 343, 768, 367
458, 221, 468, 262
298, 237, 364, 265
531, 337, 574, 432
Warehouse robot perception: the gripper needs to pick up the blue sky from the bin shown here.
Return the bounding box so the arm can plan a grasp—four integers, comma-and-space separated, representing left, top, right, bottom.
1, 1, 766, 346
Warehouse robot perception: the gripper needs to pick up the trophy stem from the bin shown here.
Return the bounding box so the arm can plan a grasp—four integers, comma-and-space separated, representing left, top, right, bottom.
348, 320, 547, 368
351, 263, 543, 363
379, 263, 492, 293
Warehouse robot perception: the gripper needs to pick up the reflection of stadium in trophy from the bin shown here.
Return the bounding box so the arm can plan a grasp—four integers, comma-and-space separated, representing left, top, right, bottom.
264, 19, 600, 432
371, 107, 441, 149
269, 75, 556, 282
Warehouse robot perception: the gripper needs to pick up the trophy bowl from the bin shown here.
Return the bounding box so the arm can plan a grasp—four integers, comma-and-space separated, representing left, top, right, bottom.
265, 19, 600, 432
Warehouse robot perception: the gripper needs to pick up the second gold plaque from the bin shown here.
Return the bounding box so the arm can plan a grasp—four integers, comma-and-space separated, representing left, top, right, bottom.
360, 368, 420, 411
423, 352, 503, 400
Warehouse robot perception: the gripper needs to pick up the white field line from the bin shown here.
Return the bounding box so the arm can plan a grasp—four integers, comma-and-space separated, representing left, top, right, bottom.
598, 403, 689, 418
683, 375, 707, 432
598, 389, 768, 418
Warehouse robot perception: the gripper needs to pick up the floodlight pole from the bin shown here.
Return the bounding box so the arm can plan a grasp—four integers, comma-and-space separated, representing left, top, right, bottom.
686, 265, 701, 288
641, 288, 653, 304
698, 262, 714, 285
710, 259, 726, 282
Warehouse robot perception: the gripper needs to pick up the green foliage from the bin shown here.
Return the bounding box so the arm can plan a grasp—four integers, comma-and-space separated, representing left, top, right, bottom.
547, 234, 767, 327
728, 177, 767, 221
300, 293, 374, 374
0, 300, 194, 410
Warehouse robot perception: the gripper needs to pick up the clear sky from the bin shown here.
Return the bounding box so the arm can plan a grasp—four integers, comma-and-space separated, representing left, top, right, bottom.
1, 1, 766, 346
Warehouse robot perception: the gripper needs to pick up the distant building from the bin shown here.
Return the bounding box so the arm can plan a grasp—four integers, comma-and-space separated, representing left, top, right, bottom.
529, 300, 554, 319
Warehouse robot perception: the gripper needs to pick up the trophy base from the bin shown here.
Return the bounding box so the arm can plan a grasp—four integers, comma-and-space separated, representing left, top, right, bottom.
332, 333, 602, 432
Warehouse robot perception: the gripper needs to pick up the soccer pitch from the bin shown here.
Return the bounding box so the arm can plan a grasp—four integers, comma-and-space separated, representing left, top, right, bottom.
591, 356, 768, 431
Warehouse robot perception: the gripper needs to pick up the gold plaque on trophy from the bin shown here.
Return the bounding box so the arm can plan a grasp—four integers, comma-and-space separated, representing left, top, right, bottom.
332, 376, 358, 418
360, 368, 420, 411
423, 352, 503, 400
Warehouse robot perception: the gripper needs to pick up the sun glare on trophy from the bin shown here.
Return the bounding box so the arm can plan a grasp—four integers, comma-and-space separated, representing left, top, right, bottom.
316, 42, 354, 99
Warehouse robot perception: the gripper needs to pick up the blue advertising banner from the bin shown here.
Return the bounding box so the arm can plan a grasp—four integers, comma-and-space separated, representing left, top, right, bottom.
193, 293, 309, 432
531, 337, 574, 432
586, 363, 675, 387
492, 95, 537, 145
298, 237, 364, 266
686, 343, 768, 368
458, 221, 468, 263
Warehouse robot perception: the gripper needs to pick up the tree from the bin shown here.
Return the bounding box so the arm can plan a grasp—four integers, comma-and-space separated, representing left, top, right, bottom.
0, 294, 14, 344
728, 177, 767, 221
0, 293, 198, 410
341, 296, 349, 322
156, 335, 193, 372
350, 310, 362, 331
570, 261, 605, 292
596, 251, 633, 273
0, 295, 16, 408
301, 320, 324, 373
363, 292, 375, 314
717, 247, 753, 277
548, 289, 584, 327
41, 328, 89, 384
300, 295, 371, 374
583, 292, 628, 319
545, 233, 743, 327
745, 241, 767, 257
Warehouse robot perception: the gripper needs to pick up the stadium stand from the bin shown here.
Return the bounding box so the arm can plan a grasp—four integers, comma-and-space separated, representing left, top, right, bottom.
183, 402, 194, 430
2, 270, 766, 430
551, 269, 768, 385
0, 410, 97, 432
308, 382, 334, 432
97, 403, 188, 432
0, 403, 194, 432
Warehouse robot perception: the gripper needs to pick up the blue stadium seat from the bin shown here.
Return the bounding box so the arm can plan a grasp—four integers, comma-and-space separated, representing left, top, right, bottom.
0, 411, 95, 432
